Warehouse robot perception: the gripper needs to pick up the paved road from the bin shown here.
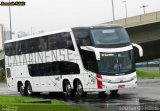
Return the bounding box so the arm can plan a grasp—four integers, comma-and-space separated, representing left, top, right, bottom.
0, 79, 160, 111
0, 83, 18, 95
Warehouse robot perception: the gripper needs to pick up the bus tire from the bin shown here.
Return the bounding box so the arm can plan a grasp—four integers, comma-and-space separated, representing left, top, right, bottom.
98, 91, 107, 98
26, 82, 33, 96
76, 80, 87, 97
32, 92, 40, 96
110, 90, 118, 95
65, 81, 75, 97
19, 84, 26, 96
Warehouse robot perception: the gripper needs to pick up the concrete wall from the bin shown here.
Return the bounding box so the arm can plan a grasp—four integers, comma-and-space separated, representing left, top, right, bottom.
104, 11, 160, 28
126, 22, 160, 43
102, 11, 160, 44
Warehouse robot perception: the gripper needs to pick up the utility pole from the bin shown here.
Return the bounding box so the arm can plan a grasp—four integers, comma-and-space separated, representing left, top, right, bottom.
9, 0, 12, 39
122, 0, 127, 18
111, 0, 115, 20
140, 5, 148, 14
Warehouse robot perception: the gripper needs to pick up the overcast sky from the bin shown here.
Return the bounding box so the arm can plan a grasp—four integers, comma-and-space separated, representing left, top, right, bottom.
0, 0, 160, 34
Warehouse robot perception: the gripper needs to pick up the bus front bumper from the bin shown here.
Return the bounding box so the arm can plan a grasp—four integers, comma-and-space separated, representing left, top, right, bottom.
101, 78, 137, 91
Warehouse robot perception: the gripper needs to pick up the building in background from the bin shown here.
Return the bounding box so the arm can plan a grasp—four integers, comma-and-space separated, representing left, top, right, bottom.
0, 24, 4, 50
3, 30, 11, 41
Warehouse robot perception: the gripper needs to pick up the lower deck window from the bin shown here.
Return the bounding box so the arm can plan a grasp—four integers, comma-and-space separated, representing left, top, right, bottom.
28, 61, 80, 77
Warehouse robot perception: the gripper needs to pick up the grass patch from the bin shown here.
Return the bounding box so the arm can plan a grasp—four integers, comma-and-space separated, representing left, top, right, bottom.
137, 70, 160, 78
0, 96, 87, 111
0, 96, 41, 104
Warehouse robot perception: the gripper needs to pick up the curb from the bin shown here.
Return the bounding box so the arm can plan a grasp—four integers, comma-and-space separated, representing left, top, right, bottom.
138, 77, 160, 79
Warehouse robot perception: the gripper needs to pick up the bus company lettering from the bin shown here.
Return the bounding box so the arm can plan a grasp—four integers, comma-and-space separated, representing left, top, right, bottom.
5, 49, 74, 67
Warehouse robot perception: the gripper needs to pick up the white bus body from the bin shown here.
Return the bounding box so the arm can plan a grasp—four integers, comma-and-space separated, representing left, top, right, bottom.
4, 25, 143, 97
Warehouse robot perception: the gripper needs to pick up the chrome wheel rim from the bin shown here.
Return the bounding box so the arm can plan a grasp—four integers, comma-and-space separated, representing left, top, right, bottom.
66, 84, 71, 95
27, 85, 32, 95
77, 83, 83, 95
20, 86, 24, 95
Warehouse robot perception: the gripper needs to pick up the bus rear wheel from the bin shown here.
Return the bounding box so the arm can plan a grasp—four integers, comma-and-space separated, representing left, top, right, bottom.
76, 81, 87, 97
19, 84, 26, 96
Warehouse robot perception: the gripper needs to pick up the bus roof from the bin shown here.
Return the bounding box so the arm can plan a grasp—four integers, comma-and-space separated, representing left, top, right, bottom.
5, 28, 72, 44
72, 24, 123, 30
5, 24, 122, 44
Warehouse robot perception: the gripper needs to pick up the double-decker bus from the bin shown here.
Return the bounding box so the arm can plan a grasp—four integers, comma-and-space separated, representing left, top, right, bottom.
4, 25, 143, 97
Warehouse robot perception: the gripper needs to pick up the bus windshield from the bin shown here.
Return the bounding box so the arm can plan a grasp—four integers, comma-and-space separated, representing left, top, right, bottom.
90, 27, 130, 45
98, 50, 135, 75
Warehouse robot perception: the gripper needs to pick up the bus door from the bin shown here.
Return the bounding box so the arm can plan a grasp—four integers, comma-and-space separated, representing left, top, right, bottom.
87, 72, 98, 90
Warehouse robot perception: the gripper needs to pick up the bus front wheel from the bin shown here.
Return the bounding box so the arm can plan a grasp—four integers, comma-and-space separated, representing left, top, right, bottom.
76, 81, 87, 97
26, 82, 33, 96
98, 91, 107, 98
110, 90, 118, 95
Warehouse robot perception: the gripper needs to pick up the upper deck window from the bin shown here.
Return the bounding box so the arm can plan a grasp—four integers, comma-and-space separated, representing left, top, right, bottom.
5, 43, 16, 56
90, 27, 130, 45
73, 29, 92, 46
48, 32, 75, 51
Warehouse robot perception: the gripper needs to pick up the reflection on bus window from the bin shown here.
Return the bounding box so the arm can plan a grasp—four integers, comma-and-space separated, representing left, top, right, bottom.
91, 27, 130, 45
73, 29, 92, 46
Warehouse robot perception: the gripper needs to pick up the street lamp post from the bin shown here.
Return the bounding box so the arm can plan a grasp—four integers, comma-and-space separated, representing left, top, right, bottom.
9, 0, 12, 39
111, 0, 115, 21
140, 5, 148, 14
122, 0, 127, 18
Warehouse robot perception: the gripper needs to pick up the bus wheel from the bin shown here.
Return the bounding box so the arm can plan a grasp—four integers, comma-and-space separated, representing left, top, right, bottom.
26, 82, 33, 96
98, 91, 107, 98
110, 90, 118, 95
65, 81, 75, 97
19, 84, 26, 96
76, 81, 87, 97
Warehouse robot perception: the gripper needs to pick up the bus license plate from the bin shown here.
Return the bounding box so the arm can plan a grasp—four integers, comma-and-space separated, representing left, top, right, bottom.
118, 85, 125, 88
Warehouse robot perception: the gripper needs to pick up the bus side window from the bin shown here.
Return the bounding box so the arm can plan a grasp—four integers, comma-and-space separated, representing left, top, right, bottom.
5, 43, 16, 56
12, 43, 16, 55
16, 40, 26, 55
73, 29, 91, 46
39, 36, 48, 51
48, 34, 57, 50
51, 62, 60, 75
56, 34, 63, 49
60, 32, 75, 51
83, 36, 91, 46
5, 43, 12, 56
59, 61, 80, 74
27, 38, 40, 53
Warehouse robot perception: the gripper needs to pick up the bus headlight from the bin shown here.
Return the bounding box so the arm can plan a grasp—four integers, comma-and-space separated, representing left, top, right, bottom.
130, 75, 137, 80
102, 79, 111, 83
